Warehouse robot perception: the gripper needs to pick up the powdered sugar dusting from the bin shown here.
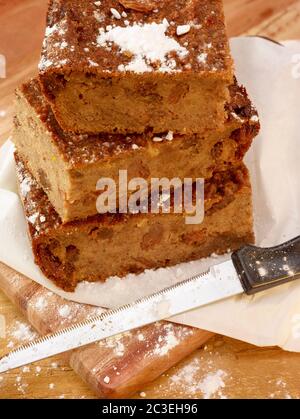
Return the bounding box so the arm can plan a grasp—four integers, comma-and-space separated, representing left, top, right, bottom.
167, 356, 229, 399
153, 332, 179, 356
152, 323, 190, 357
16, 158, 61, 236
197, 52, 208, 64
39, 18, 69, 71
34, 296, 48, 311
94, 10, 105, 23
27, 213, 39, 225
97, 19, 188, 73
58, 305, 72, 318
19, 175, 33, 198
198, 369, 227, 399
9, 320, 38, 343
99, 333, 128, 357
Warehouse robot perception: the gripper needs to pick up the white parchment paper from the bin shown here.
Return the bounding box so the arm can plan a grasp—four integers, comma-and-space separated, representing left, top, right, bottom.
0, 37, 300, 351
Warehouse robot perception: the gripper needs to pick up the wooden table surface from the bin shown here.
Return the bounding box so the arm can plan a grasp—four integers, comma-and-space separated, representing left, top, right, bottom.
0, 0, 300, 399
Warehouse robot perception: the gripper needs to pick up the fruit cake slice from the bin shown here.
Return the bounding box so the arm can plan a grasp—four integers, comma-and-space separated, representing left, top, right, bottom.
14, 78, 259, 222
16, 154, 254, 292
38, 0, 233, 135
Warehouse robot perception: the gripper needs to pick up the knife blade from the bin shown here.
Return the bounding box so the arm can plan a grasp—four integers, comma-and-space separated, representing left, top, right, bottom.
0, 235, 299, 373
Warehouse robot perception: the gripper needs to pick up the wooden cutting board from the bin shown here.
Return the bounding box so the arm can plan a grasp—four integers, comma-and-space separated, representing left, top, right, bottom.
1, 0, 300, 399
0, 262, 213, 398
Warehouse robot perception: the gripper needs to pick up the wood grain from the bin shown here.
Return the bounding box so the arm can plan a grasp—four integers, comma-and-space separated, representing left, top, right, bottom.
1, 0, 300, 399
0, 263, 212, 399
223, 0, 299, 37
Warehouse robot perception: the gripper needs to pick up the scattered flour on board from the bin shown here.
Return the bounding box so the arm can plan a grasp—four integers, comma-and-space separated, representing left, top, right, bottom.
169, 358, 228, 399
198, 370, 228, 399
152, 324, 192, 357
9, 320, 38, 342
58, 305, 72, 318
99, 332, 130, 357
34, 296, 48, 311
153, 329, 179, 356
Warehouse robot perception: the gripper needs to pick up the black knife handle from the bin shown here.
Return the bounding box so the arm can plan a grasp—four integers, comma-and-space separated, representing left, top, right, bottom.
232, 236, 300, 295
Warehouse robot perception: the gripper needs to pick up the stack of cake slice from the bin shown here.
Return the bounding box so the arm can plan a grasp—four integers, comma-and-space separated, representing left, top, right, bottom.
13, 0, 260, 291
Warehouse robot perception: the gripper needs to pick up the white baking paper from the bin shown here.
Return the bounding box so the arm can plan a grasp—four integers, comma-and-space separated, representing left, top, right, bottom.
0, 37, 300, 351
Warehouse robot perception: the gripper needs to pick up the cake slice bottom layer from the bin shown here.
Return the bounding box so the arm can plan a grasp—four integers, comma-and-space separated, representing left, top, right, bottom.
15, 154, 254, 292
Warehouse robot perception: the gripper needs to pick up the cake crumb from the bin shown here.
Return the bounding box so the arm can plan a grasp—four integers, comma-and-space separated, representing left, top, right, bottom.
176, 25, 191, 36
165, 131, 174, 141
111, 8, 121, 20
35, 366, 42, 375
198, 52, 208, 64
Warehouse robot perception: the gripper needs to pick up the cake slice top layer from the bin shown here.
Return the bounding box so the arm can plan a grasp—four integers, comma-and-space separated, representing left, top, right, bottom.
39, 0, 233, 77
16, 78, 259, 168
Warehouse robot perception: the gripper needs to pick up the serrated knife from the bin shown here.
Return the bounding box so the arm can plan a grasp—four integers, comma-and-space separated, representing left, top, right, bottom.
1, 236, 299, 373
